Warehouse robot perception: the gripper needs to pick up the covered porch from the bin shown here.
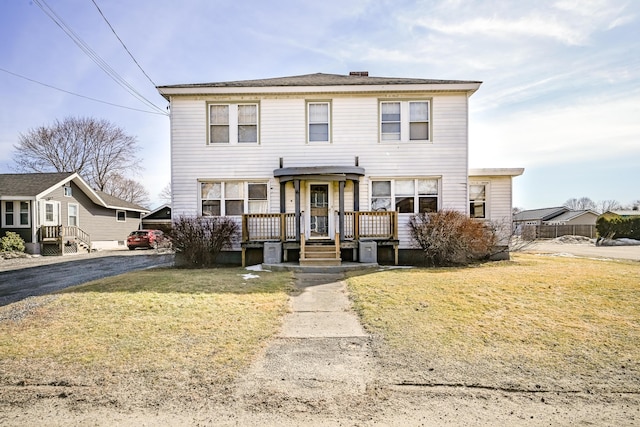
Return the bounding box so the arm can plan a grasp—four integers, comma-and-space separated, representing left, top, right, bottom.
241, 164, 398, 267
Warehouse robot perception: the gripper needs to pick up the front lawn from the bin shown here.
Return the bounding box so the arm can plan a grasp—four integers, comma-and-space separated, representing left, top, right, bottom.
347, 253, 640, 391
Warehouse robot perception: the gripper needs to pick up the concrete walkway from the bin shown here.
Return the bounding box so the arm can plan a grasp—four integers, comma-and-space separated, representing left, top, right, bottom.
236, 272, 376, 408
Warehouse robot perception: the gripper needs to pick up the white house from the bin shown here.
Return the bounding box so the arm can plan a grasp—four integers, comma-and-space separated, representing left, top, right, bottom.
158, 72, 523, 266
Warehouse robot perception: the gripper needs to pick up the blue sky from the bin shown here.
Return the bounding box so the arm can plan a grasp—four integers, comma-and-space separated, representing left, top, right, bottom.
1, 0, 638, 209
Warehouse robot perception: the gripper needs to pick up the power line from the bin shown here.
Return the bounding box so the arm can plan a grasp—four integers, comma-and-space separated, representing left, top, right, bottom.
0, 67, 167, 115
90, 0, 158, 88
32, 0, 167, 115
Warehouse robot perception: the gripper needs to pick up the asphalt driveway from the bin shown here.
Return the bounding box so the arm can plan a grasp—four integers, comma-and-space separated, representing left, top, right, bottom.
0, 250, 174, 306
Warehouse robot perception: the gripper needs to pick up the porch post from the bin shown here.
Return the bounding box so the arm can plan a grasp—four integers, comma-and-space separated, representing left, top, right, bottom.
339, 181, 345, 242
279, 181, 286, 213
294, 179, 301, 242
352, 179, 360, 211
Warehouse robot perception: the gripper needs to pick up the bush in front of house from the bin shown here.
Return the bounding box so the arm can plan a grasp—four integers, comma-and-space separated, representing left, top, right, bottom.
596, 216, 640, 240
169, 216, 239, 268
1, 231, 26, 253
409, 210, 498, 266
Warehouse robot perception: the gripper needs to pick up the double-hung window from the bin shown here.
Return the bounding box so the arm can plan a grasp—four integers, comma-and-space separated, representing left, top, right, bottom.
2, 201, 31, 227
371, 179, 439, 213
68, 203, 79, 227
469, 184, 487, 219
308, 102, 330, 142
201, 181, 269, 216
209, 103, 258, 144
380, 100, 430, 142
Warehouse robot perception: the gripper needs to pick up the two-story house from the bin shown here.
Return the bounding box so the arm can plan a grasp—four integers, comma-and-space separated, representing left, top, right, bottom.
158, 72, 523, 266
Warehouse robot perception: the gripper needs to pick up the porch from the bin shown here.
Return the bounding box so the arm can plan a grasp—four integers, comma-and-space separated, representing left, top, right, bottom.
39, 225, 92, 256
240, 211, 399, 267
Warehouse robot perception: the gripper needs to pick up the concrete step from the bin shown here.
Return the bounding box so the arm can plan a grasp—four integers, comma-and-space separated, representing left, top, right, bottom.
299, 257, 342, 267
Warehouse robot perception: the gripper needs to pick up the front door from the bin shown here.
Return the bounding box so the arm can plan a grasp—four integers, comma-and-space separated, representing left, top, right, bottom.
309, 184, 329, 238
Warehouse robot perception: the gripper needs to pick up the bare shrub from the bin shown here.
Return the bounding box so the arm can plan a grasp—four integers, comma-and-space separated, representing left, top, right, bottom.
170, 216, 239, 268
408, 210, 497, 266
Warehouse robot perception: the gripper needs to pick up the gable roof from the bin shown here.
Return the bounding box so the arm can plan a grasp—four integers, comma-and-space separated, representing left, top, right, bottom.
0, 172, 75, 198
142, 204, 171, 220
545, 210, 598, 222
0, 172, 148, 213
158, 72, 482, 99
513, 207, 569, 222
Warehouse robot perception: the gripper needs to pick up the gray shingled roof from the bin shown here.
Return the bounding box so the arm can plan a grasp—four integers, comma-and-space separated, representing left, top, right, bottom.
158, 72, 482, 89
513, 207, 569, 221
96, 190, 147, 212
0, 172, 75, 197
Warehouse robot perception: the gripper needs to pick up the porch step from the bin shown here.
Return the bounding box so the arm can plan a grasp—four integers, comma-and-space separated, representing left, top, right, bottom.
300, 243, 341, 266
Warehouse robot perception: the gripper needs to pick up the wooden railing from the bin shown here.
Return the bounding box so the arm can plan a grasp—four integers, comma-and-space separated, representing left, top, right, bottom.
39, 225, 92, 253
241, 211, 397, 242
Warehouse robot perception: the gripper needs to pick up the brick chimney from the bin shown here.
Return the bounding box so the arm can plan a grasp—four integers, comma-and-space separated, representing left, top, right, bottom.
349, 71, 369, 77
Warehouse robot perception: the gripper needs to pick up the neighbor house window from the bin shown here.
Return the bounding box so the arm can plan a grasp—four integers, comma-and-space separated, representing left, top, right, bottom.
469, 184, 487, 219
380, 100, 431, 142
208, 103, 259, 144
63, 185, 72, 197
371, 179, 439, 213
68, 203, 79, 227
308, 102, 330, 142
2, 201, 30, 227
116, 210, 126, 222
201, 181, 269, 216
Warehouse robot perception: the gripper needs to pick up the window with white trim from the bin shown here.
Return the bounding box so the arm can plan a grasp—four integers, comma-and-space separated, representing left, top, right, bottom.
308, 102, 330, 142
208, 103, 258, 144
370, 179, 439, 213
201, 181, 269, 216
68, 203, 79, 227
380, 100, 430, 142
43, 201, 59, 225
469, 184, 487, 219
2, 201, 31, 227
63, 185, 72, 197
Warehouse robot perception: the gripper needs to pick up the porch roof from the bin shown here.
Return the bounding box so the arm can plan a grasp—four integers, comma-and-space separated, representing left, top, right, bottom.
273, 166, 365, 182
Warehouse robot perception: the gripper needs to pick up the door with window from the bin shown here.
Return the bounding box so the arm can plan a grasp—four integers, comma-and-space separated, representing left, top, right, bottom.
42, 201, 60, 226
308, 184, 330, 238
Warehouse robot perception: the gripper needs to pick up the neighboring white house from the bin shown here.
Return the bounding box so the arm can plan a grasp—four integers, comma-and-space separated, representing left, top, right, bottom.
158, 72, 524, 266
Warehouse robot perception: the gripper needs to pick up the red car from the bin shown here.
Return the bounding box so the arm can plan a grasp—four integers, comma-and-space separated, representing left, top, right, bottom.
127, 229, 166, 250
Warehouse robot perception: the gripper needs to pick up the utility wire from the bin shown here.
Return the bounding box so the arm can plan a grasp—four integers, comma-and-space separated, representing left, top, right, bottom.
32, 0, 166, 115
90, 0, 158, 88
0, 67, 167, 115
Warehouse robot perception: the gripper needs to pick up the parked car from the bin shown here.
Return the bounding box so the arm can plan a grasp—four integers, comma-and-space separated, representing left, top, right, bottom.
127, 229, 167, 250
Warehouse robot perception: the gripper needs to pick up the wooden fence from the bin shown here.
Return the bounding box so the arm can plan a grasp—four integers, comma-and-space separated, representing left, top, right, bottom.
519, 224, 597, 240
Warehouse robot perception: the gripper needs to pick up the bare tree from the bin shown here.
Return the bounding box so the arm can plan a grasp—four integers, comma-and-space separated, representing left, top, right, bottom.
158, 183, 172, 204
101, 173, 150, 207
596, 199, 621, 214
14, 117, 141, 191
564, 197, 596, 211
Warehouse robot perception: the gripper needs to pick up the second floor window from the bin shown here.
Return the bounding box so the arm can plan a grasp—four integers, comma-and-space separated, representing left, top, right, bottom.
380, 100, 430, 142
308, 102, 330, 142
209, 103, 258, 144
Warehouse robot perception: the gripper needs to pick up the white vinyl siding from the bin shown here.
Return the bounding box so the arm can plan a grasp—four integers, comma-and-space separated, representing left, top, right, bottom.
170, 92, 471, 248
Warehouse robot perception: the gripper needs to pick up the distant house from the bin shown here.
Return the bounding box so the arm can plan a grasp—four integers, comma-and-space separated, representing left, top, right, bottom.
513, 207, 569, 226
141, 204, 172, 232
600, 210, 640, 220
514, 206, 598, 238
544, 210, 599, 226
0, 172, 149, 255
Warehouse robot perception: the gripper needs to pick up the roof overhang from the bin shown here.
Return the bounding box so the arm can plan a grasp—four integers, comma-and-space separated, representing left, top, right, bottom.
158, 83, 482, 100
469, 168, 525, 177
274, 166, 365, 182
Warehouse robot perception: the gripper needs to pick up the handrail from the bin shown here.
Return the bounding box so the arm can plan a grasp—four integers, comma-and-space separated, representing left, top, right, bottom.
241, 211, 397, 243
39, 225, 92, 252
